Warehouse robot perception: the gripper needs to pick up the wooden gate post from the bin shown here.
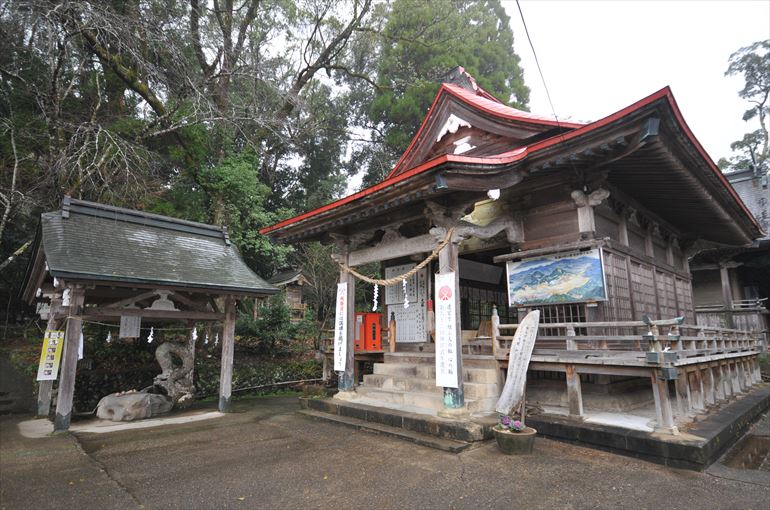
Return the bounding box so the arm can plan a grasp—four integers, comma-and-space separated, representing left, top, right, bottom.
53, 286, 85, 432
219, 296, 237, 412
438, 239, 465, 412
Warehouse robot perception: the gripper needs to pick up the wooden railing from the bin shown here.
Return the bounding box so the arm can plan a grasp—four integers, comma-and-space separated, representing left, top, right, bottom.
490, 305, 760, 359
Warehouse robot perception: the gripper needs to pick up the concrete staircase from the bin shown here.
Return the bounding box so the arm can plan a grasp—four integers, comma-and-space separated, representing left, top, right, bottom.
355, 352, 502, 416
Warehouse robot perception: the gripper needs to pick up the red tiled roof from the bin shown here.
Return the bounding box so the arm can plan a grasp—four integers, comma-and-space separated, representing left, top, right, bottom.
260, 86, 763, 237
442, 84, 584, 129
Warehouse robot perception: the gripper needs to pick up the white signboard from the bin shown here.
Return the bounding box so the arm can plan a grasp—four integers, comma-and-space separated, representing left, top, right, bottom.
495, 310, 540, 415
385, 265, 428, 343
388, 305, 426, 343
384, 264, 422, 304
434, 272, 459, 388
333, 282, 348, 372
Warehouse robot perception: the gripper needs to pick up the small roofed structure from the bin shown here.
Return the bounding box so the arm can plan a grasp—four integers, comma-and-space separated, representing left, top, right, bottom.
21, 197, 278, 431
267, 269, 309, 322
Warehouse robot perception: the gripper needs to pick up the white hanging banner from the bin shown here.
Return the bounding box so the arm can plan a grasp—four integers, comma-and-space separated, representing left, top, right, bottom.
77, 329, 84, 360
434, 272, 459, 388
333, 282, 348, 372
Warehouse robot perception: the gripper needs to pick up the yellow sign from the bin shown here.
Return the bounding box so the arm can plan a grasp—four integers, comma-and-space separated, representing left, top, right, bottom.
36, 330, 64, 381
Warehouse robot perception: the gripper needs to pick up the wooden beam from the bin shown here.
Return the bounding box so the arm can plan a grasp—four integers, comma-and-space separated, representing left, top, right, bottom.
54, 286, 85, 432
79, 308, 224, 321
349, 234, 436, 267
493, 239, 605, 263
218, 296, 236, 412
102, 290, 159, 309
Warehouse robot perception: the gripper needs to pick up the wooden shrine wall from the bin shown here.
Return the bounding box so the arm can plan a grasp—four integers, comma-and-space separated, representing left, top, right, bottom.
595, 204, 696, 324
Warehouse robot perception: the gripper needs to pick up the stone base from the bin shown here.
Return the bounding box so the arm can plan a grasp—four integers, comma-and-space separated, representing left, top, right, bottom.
528, 385, 770, 470
333, 389, 358, 402
437, 406, 471, 421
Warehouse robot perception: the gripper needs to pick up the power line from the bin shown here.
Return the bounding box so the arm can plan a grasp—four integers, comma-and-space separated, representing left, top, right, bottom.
515, 0, 562, 129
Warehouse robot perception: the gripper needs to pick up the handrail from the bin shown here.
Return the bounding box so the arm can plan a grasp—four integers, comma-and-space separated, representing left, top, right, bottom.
489, 304, 760, 359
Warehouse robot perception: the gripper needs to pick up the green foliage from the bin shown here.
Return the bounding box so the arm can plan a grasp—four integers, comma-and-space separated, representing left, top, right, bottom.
236, 294, 296, 355
720, 40, 770, 173
358, 0, 530, 185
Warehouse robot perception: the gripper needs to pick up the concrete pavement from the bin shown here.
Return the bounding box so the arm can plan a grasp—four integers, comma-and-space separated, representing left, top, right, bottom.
2, 396, 769, 509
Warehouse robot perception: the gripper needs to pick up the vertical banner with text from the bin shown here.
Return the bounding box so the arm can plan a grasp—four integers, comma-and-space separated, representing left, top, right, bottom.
36, 330, 64, 381
434, 272, 458, 388
333, 282, 348, 372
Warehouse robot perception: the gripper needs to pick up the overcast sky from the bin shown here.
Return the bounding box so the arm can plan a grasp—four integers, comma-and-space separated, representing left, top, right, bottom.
504, 0, 770, 163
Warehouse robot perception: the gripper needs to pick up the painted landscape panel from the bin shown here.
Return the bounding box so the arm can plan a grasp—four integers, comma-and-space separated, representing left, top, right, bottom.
506, 249, 607, 306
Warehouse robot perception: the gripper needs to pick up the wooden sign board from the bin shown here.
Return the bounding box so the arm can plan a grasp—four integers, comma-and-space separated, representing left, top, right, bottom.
495, 310, 540, 415
385, 265, 428, 343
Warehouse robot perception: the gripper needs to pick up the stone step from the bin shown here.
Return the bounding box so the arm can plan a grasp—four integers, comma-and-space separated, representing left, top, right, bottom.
300, 396, 495, 442
384, 352, 498, 369
363, 374, 500, 400
373, 363, 418, 377
373, 362, 499, 384
466, 396, 499, 414
356, 384, 499, 414
298, 409, 471, 453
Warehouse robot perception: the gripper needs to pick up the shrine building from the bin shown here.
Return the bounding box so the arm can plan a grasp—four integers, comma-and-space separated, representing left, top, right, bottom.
261, 68, 767, 467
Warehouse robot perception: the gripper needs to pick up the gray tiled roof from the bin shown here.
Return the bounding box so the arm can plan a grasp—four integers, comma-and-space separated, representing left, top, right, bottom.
40, 199, 277, 295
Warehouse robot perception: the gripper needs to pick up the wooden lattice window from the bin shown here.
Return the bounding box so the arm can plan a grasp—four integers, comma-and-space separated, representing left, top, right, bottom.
459, 283, 515, 331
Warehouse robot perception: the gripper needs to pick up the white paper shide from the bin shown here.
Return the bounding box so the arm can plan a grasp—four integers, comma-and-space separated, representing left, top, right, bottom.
333, 282, 348, 372
434, 272, 458, 388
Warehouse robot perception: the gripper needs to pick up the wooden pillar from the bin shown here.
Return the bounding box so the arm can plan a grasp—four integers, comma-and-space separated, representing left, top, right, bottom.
742, 359, 754, 388
719, 265, 734, 329
338, 258, 356, 392
438, 240, 465, 410
219, 296, 236, 412
674, 369, 692, 419
37, 296, 62, 417
713, 365, 725, 402
53, 286, 85, 432
703, 365, 716, 406
688, 370, 704, 412
722, 361, 734, 399
651, 371, 677, 433
565, 364, 584, 418
730, 361, 742, 394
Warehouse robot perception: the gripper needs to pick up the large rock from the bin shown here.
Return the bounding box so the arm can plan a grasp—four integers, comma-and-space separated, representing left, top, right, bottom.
96, 391, 173, 422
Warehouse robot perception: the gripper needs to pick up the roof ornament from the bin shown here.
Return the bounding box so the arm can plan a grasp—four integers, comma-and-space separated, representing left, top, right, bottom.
436, 114, 471, 142
149, 290, 179, 311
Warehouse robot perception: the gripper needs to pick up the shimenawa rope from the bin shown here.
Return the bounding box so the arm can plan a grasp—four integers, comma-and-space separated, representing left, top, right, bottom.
338, 227, 455, 285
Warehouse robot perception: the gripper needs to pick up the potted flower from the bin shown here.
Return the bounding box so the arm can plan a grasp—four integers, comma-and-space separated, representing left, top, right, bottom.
492, 415, 537, 454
